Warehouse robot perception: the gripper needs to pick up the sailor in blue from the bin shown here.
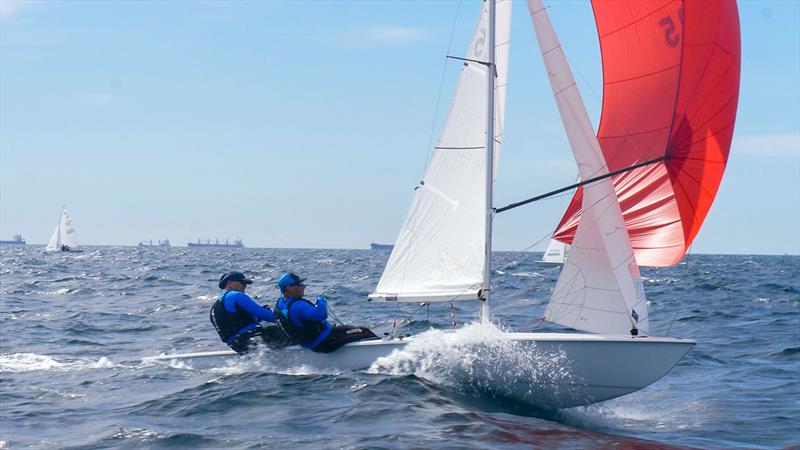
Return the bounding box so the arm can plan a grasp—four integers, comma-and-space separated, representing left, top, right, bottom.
275, 272, 377, 353
210, 271, 290, 354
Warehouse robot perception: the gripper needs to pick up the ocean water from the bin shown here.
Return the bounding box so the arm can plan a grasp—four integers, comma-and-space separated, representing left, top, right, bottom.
1, 246, 798, 449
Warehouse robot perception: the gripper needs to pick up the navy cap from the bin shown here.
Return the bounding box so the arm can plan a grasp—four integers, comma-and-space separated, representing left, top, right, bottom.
219, 271, 253, 289
277, 272, 306, 292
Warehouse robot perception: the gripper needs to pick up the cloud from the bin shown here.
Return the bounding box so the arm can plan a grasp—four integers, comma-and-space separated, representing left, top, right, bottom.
733, 133, 800, 158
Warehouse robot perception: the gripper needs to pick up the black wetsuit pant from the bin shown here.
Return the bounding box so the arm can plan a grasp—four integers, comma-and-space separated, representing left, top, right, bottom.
312, 325, 378, 354
229, 325, 292, 355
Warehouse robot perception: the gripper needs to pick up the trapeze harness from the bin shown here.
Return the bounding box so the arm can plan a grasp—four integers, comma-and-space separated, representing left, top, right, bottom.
209, 291, 260, 345
276, 297, 329, 349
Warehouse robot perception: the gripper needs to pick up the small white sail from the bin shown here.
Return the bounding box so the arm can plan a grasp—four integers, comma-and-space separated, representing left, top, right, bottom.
370, 0, 512, 302
45, 207, 78, 252
541, 239, 568, 264
528, 0, 649, 335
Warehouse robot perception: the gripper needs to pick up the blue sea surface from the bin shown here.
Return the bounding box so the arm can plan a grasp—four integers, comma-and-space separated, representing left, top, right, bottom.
1, 247, 798, 449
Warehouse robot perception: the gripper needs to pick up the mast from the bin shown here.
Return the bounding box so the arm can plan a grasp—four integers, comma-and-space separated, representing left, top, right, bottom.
480, 0, 496, 324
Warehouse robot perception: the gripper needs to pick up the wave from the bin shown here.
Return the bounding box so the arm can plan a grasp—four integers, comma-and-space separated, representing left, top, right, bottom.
0, 353, 115, 373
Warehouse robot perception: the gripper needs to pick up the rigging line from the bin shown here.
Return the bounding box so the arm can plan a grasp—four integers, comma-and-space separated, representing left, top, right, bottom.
495, 156, 667, 213
400, 301, 429, 325
326, 303, 345, 326
492, 228, 554, 273
667, 244, 693, 335
423, 0, 464, 165
533, 2, 602, 106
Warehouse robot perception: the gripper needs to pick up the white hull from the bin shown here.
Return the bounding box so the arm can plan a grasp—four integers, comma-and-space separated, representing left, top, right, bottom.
537, 260, 564, 266
492, 333, 694, 409
149, 331, 692, 410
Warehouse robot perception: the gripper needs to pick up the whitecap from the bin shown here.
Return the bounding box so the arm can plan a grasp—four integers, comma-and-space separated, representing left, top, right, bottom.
0, 353, 116, 373
91, 356, 116, 369
110, 428, 160, 440
510, 271, 543, 278
0, 353, 64, 373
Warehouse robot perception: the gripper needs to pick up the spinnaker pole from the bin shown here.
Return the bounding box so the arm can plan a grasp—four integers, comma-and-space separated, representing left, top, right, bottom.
480, 0, 496, 324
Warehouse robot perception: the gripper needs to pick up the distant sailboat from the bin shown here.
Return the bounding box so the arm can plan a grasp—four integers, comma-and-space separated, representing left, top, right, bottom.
45, 207, 79, 252
540, 239, 568, 265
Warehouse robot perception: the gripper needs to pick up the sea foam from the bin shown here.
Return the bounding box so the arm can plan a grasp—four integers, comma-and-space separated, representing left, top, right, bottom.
0, 352, 116, 373
368, 322, 576, 408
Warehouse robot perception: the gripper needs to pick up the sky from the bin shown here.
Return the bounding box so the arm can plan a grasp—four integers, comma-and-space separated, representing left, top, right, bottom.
1, 0, 798, 255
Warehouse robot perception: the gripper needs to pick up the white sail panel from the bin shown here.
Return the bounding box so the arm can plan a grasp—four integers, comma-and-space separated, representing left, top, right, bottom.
45, 224, 60, 251
370, 0, 512, 302
528, 0, 649, 334
541, 239, 568, 264
45, 207, 78, 252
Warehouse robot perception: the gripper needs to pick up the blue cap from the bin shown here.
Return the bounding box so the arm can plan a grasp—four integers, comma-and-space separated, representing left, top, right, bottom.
219, 271, 253, 289
277, 272, 306, 292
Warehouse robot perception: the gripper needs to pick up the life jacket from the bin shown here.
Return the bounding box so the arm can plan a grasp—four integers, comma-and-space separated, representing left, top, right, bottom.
276, 297, 329, 346
209, 291, 258, 344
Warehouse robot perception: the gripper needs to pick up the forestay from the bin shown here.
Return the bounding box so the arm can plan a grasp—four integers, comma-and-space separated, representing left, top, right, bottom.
45, 207, 78, 251
528, 0, 649, 335
370, 0, 512, 303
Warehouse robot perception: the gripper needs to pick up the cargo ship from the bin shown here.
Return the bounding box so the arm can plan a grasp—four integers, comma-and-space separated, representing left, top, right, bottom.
0, 234, 26, 245
187, 238, 244, 248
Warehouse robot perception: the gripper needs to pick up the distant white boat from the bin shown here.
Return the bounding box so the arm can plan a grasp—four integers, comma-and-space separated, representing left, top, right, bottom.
540, 239, 569, 265
45, 206, 79, 252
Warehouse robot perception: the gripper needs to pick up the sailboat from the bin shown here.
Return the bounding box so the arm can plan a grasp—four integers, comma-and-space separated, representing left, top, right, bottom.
45, 206, 80, 252
155, 0, 740, 410
540, 239, 569, 265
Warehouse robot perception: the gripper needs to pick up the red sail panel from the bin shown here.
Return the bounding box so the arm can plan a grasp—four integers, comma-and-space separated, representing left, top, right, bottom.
553, 0, 741, 267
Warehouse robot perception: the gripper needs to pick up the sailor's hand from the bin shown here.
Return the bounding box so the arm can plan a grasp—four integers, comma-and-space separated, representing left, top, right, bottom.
315, 295, 327, 306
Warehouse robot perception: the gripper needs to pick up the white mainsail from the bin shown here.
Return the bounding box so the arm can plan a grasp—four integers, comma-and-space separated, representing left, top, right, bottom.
45, 207, 78, 251
528, 0, 649, 335
370, 0, 512, 303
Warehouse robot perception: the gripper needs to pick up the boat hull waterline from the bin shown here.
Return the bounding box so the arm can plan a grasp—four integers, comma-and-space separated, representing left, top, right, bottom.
149, 331, 693, 410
